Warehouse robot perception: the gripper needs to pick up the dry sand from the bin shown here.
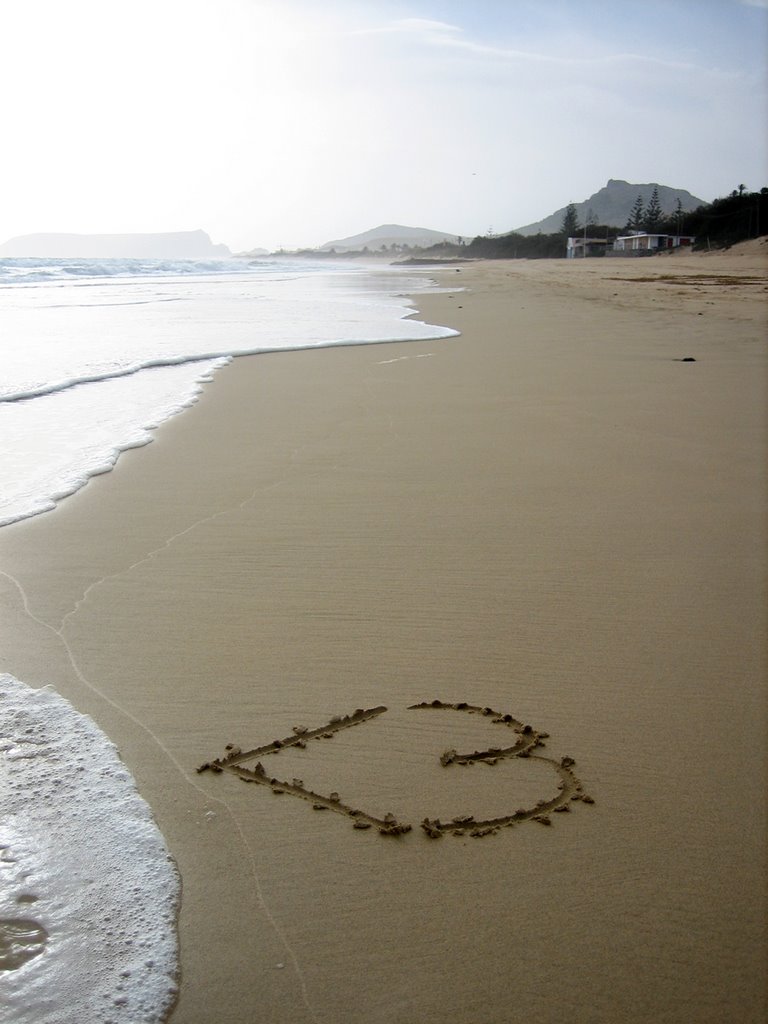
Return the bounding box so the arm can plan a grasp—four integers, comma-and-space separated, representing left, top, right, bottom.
1, 244, 766, 1023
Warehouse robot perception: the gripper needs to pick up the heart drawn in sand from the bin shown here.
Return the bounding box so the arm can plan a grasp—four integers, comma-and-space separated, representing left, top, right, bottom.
198, 700, 594, 839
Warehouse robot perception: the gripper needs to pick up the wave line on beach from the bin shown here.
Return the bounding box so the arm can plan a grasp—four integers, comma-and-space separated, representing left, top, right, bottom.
376, 352, 434, 364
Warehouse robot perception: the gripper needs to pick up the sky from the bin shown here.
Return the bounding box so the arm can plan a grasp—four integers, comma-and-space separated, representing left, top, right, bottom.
1, 0, 766, 252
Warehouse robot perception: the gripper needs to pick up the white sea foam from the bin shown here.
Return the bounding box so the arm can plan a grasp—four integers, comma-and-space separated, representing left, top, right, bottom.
0, 357, 227, 527
0, 257, 456, 527
0, 256, 255, 284
0, 673, 179, 1024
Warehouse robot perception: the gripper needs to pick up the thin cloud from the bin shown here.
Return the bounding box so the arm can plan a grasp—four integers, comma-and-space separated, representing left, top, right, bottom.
353, 16, 722, 78
350, 17, 461, 37
436, 34, 707, 74
393, 18, 461, 33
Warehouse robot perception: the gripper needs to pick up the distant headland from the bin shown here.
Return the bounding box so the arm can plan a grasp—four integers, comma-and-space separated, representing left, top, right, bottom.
0, 230, 231, 259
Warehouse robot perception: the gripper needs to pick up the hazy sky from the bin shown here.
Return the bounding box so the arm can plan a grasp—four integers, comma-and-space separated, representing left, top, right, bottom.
2, 0, 766, 251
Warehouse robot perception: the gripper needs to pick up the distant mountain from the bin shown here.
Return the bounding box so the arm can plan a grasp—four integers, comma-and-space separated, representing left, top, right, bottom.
319, 223, 460, 252
513, 180, 706, 235
0, 229, 231, 258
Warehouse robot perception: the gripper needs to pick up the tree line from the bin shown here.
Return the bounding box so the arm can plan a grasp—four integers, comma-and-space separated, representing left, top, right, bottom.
660, 186, 766, 248
559, 185, 767, 245
416, 184, 767, 260
560, 186, 669, 236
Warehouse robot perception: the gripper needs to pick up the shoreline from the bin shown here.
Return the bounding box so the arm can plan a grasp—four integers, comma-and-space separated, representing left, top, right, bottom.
1, 252, 766, 1023
0, 259, 456, 532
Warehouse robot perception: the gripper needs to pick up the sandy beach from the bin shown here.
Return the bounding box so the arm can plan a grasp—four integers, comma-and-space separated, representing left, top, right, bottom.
1, 246, 766, 1022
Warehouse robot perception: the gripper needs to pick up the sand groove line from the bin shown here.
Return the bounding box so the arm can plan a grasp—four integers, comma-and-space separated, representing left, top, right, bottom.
199, 700, 593, 838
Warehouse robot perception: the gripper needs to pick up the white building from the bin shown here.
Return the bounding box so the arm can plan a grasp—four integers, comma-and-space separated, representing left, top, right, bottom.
566, 237, 609, 258
612, 232, 695, 254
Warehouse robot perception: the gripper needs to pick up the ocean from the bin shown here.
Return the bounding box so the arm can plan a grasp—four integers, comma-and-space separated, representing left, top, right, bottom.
0, 256, 456, 528
0, 257, 456, 1023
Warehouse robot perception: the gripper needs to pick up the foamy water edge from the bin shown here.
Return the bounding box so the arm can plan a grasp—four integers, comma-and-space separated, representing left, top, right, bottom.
0, 673, 179, 1023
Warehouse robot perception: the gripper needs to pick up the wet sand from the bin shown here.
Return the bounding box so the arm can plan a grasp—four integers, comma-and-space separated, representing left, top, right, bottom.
1, 245, 766, 1023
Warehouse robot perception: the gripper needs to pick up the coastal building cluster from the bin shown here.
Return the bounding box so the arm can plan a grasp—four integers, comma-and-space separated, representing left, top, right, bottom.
566, 232, 696, 258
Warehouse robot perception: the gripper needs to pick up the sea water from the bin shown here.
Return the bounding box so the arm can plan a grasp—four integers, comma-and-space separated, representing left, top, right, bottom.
0, 257, 457, 1022
0, 257, 457, 527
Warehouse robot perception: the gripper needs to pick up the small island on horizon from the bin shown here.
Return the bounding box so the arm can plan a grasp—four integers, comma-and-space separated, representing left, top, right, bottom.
0, 228, 232, 260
